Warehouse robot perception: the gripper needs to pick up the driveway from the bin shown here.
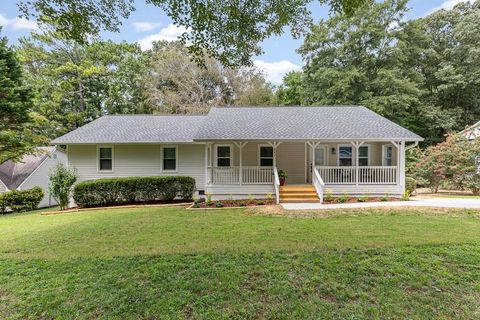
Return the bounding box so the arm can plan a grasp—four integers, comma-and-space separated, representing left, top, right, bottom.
281, 197, 480, 210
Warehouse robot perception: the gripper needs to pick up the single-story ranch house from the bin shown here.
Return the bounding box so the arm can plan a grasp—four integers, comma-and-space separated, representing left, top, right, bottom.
52, 106, 423, 203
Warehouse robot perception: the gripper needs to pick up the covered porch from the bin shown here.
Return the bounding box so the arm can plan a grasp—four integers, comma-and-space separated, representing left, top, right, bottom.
204, 140, 409, 202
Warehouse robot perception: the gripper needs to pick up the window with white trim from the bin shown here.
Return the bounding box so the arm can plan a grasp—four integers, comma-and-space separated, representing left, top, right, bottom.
216, 145, 231, 167
358, 146, 369, 166
338, 146, 353, 166
162, 146, 177, 171
259, 146, 273, 166
383, 145, 393, 166
99, 147, 113, 171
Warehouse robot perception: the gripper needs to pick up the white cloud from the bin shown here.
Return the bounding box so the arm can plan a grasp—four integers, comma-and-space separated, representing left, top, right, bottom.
132, 21, 162, 32
425, 0, 473, 15
138, 24, 189, 50
253, 59, 301, 85
0, 13, 38, 30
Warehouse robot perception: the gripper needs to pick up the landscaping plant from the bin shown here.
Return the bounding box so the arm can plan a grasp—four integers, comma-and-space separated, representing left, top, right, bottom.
48, 163, 77, 210
0, 187, 44, 213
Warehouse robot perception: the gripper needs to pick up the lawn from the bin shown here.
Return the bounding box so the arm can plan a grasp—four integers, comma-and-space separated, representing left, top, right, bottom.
1, 206, 480, 319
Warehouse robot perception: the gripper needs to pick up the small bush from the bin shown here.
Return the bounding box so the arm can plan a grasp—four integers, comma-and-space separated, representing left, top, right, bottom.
336, 193, 349, 203
215, 202, 224, 208
266, 193, 273, 201
238, 202, 247, 207
256, 200, 265, 205
205, 193, 213, 205
405, 177, 417, 195
357, 196, 367, 202
324, 189, 333, 202
0, 187, 44, 213
49, 163, 77, 210
73, 176, 195, 207
380, 194, 389, 202
401, 191, 411, 201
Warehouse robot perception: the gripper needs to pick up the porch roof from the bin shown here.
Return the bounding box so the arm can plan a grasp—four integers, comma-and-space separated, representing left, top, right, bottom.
194, 106, 423, 141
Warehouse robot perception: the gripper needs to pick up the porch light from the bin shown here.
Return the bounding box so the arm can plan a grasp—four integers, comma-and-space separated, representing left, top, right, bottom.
331, 147, 336, 155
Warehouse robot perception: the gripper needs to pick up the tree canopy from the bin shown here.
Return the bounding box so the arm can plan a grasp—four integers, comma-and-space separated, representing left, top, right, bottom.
18, 0, 368, 67
277, 0, 480, 144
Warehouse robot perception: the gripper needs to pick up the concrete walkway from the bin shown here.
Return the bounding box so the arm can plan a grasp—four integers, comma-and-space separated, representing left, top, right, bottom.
281, 197, 480, 210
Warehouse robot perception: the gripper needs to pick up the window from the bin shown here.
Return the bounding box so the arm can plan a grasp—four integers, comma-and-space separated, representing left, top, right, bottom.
383, 145, 393, 166
338, 146, 353, 166
162, 146, 177, 171
216, 145, 231, 167
259, 146, 273, 166
314, 146, 327, 166
98, 147, 113, 171
358, 146, 369, 166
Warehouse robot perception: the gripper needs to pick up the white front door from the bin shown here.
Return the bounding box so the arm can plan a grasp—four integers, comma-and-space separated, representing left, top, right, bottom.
307, 144, 327, 183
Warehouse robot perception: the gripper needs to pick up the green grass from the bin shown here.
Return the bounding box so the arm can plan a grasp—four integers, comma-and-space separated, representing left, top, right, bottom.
1, 206, 480, 319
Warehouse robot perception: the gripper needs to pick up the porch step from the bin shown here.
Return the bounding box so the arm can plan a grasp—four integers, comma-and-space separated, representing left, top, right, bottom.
279, 185, 320, 203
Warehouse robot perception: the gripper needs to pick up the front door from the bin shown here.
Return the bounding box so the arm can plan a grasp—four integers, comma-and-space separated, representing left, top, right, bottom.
307, 144, 327, 183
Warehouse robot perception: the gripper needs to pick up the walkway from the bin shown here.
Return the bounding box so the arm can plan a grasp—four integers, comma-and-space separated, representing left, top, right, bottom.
281, 197, 480, 210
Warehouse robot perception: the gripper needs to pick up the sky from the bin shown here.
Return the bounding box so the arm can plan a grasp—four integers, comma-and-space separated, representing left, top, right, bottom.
0, 0, 471, 85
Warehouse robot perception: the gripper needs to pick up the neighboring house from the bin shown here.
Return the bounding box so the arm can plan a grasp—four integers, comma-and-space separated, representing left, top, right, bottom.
460, 121, 480, 140
0, 147, 67, 208
51, 106, 423, 204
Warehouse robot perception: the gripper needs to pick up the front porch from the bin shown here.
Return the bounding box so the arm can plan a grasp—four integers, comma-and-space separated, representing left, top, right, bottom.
204, 140, 408, 203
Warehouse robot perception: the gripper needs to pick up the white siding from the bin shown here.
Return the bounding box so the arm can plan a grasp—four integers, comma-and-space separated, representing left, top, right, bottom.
323, 184, 402, 196
0, 179, 8, 193
19, 150, 67, 208
68, 144, 206, 189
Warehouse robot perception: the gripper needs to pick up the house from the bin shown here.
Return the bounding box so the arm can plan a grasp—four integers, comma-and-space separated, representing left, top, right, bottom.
460, 121, 480, 140
51, 106, 423, 204
0, 147, 67, 208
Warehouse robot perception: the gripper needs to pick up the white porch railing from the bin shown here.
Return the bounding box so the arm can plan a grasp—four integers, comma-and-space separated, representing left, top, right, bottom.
208, 166, 273, 185
312, 167, 325, 203
317, 166, 397, 185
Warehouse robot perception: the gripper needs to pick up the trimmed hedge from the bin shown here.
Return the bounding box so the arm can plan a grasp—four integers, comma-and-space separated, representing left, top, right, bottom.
73, 176, 196, 207
0, 187, 44, 213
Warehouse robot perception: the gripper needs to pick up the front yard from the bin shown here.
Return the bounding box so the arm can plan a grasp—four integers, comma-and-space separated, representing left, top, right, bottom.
1, 206, 480, 319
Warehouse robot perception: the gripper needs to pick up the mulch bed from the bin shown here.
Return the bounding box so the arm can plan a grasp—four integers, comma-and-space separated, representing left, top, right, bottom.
193, 199, 276, 209
323, 197, 401, 204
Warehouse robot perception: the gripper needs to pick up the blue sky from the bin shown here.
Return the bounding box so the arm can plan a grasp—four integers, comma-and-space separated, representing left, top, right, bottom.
0, 0, 469, 84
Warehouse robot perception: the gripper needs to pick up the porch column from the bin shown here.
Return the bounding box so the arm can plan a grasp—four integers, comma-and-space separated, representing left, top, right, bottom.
390, 141, 401, 186
205, 143, 210, 185
234, 142, 247, 185
350, 141, 364, 186
399, 141, 406, 193
268, 142, 282, 173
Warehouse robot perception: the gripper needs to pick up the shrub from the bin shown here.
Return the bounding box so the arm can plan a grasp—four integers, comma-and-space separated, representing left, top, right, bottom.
73, 176, 195, 207
215, 202, 224, 208
205, 193, 213, 205
266, 193, 273, 201
336, 193, 349, 203
256, 200, 265, 205
405, 177, 417, 195
49, 163, 77, 210
401, 191, 411, 201
357, 196, 368, 202
380, 194, 389, 202
0, 187, 44, 213
324, 189, 333, 202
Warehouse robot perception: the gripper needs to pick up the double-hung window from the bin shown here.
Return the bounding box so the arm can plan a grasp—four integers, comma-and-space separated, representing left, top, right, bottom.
259, 146, 273, 167
383, 145, 393, 166
216, 146, 231, 167
98, 147, 113, 171
162, 146, 177, 171
338, 146, 353, 166
358, 146, 369, 166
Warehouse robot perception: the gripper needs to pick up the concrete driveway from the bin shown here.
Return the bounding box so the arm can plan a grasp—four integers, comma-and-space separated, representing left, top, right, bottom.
281, 197, 480, 210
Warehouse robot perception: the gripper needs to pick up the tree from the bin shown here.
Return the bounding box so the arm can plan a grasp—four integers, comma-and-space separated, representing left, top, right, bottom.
18, 0, 368, 67
299, 0, 422, 130
17, 31, 150, 137
0, 28, 46, 163
414, 133, 480, 195
48, 163, 77, 210
276, 71, 303, 105
143, 41, 274, 114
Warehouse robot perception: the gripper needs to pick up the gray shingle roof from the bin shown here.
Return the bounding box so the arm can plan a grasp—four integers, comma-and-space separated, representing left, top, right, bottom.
194, 106, 423, 141
51, 106, 423, 144
51, 115, 207, 144
0, 147, 56, 190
